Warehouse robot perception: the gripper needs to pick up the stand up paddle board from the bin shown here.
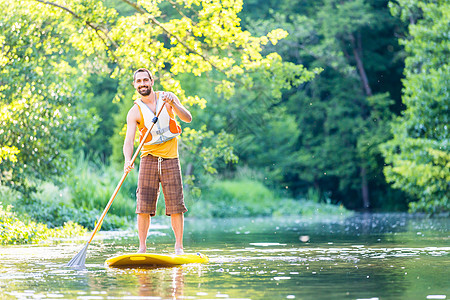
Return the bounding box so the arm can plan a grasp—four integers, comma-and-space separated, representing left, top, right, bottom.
105, 253, 209, 267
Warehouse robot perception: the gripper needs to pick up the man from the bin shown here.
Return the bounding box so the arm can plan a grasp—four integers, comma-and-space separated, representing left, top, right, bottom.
123, 68, 192, 254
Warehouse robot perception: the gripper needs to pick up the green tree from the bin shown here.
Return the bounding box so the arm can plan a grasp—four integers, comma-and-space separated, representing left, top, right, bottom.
75, 0, 318, 189
1, 0, 317, 196
242, 0, 406, 209
382, 0, 449, 214
0, 0, 97, 194
82, 75, 119, 161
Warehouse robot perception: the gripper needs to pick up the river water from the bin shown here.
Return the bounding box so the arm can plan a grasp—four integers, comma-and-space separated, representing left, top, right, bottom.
0, 213, 448, 299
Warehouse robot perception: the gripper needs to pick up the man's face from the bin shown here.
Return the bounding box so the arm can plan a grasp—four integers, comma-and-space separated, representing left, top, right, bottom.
134, 72, 153, 96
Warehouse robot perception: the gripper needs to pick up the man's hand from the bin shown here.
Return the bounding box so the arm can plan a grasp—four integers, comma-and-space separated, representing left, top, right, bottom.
124, 160, 135, 173
161, 91, 175, 105
160, 91, 192, 123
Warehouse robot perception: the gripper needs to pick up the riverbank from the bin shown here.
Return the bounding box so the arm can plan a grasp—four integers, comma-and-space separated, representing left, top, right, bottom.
0, 177, 350, 245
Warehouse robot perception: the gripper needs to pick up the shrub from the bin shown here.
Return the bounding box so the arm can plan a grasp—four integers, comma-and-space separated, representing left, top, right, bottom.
190, 180, 274, 217
0, 185, 21, 206
65, 158, 136, 217
409, 197, 449, 216
0, 203, 86, 245
186, 179, 350, 218
273, 198, 350, 216
18, 198, 132, 230
15, 154, 137, 230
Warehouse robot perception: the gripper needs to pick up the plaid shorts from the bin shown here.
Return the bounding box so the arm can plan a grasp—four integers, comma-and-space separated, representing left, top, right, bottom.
136, 155, 187, 216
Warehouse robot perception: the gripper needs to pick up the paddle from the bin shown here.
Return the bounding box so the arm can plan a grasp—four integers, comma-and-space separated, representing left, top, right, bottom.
67, 99, 166, 269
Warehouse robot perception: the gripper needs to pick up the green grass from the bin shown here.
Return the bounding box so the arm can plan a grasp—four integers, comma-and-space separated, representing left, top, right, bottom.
65, 156, 136, 217
186, 179, 350, 218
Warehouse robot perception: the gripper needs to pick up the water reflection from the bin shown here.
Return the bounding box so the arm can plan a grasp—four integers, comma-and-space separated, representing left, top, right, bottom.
135, 267, 184, 299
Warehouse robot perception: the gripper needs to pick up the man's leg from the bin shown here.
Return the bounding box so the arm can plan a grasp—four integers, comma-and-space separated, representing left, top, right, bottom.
171, 213, 184, 254
161, 158, 187, 255
137, 213, 150, 253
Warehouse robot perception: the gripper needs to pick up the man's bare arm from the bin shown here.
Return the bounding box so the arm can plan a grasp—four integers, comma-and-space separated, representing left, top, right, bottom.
163, 92, 192, 123
123, 105, 139, 173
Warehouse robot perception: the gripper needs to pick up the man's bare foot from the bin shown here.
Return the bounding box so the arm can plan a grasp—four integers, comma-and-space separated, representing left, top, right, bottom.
137, 248, 146, 253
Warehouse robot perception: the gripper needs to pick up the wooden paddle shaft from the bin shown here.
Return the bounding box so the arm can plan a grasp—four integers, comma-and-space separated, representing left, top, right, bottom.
88, 102, 166, 244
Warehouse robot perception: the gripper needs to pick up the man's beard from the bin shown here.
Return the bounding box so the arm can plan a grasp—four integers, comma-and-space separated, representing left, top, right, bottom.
138, 86, 152, 96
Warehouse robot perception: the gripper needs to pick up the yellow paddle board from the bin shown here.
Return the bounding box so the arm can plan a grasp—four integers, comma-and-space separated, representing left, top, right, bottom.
105, 253, 209, 267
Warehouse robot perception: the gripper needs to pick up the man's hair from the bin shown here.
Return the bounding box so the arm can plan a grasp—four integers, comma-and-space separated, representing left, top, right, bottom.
133, 68, 153, 81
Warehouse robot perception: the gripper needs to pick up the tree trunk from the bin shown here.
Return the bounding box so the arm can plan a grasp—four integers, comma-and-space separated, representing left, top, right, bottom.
360, 166, 370, 209
349, 33, 372, 209
351, 33, 373, 97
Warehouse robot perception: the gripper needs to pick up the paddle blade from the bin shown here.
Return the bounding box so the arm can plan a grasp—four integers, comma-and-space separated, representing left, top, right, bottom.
67, 242, 89, 269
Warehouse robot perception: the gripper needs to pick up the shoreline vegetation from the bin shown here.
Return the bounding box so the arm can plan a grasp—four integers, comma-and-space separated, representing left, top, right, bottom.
0, 158, 350, 245
0, 203, 86, 245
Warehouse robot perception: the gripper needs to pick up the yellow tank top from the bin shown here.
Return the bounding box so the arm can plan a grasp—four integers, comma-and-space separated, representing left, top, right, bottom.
136, 95, 179, 159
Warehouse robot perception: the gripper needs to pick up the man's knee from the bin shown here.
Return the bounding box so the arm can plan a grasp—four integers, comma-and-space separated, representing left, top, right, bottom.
137, 213, 150, 219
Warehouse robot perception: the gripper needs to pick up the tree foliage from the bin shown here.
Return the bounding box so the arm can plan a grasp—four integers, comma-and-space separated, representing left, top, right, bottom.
1, 0, 316, 194
0, 0, 97, 194
2, 0, 445, 214
382, 0, 449, 214
240, 0, 405, 209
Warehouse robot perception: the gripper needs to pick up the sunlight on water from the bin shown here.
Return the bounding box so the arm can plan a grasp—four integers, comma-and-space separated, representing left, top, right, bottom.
0, 214, 448, 299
